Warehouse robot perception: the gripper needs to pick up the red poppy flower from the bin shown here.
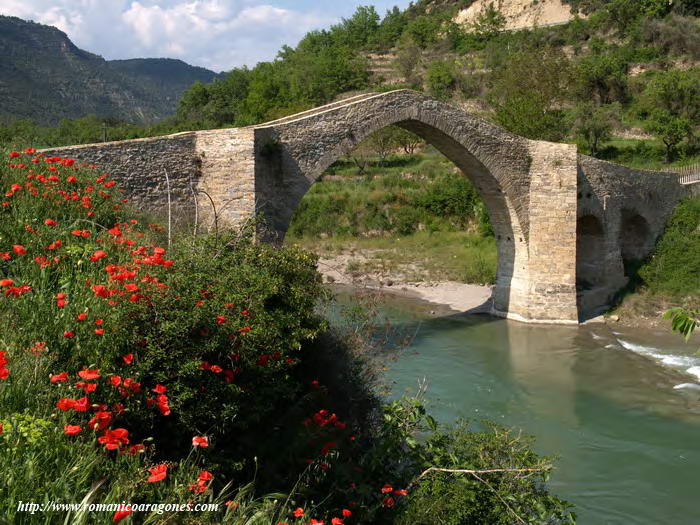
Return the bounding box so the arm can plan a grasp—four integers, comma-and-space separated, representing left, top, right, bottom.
147, 464, 168, 482
156, 394, 171, 416
152, 384, 167, 394
76, 313, 88, 321
192, 436, 209, 448
112, 505, 133, 523
90, 250, 107, 262
75, 381, 97, 394
126, 444, 145, 455
382, 497, 395, 508
78, 368, 100, 380
342, 509, 352, 518
95, 328, 104, 335
0, 279, 14, 287
64, 425, 82, 436
88, 411, 113, 431
9, 152, 20, 158
381, 484, 393, 494
122, 353, 134, 365
50, 372, 68, 383
56, 398, 76, 411
63, 331, 75, 338
12, 245, 26, 255
98, 428, 129, 450
92, 285, 109, 298
74, 396, 89, 412
44, 219, 57, 227
394, 489, 408, 496
331, 519, 344, 525
293, 508, 305, 518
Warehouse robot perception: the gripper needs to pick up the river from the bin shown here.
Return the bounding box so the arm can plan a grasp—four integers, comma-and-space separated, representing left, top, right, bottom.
331, 289, 700, 525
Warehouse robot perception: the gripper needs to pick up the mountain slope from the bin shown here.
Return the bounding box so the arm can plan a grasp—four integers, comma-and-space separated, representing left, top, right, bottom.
0, 16, 219, 125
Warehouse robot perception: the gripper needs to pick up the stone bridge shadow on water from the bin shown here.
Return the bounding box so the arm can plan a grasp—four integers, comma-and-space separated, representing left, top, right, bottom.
40, 90, 690, 325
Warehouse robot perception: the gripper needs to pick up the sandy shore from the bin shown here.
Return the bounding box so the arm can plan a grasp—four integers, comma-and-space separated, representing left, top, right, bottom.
317, 254, 493, 313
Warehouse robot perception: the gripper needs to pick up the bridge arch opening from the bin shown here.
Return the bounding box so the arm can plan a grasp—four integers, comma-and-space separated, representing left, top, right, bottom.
619, 209, 652, 274
282, 119, 527, 312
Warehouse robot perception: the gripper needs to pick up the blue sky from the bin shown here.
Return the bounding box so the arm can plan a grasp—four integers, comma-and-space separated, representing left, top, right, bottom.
0, 1, 411, 72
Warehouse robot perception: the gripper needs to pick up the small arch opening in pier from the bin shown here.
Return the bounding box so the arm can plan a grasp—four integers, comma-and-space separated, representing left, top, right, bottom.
576, 215, 606, 291
619, 209, 652, 275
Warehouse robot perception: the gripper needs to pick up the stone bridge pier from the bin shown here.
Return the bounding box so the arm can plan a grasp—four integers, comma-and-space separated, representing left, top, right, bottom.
41, 90, 689, 324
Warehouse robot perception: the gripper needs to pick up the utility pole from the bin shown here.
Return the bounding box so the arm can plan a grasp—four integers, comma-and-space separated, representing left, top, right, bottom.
102, 122, 107, 142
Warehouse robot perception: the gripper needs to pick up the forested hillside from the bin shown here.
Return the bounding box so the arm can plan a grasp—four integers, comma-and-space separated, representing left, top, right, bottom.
1, 0, 699, 170
0, 16, 219, 126
173, 0, 699, 168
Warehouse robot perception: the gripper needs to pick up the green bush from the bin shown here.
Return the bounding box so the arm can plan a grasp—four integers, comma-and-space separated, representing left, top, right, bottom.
638, 198, 700, 296
426, 61, 457, 100
0, 148, 569, 523
394, 419, 575, 524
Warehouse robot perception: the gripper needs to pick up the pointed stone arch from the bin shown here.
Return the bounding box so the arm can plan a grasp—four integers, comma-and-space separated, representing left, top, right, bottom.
252, 90, 579, 323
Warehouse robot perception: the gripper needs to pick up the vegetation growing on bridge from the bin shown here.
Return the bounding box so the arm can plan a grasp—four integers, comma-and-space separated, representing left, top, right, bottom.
614, 196, 700, 322
0, 149, 574, 523
637, 197, 700, 299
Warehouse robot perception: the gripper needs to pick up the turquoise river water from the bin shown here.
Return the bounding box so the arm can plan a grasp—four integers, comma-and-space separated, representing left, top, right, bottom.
333, 290, 700, 524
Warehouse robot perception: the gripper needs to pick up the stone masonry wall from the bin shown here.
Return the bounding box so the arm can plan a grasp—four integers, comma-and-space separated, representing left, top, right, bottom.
577, 155, 685, 316
523, 141, 579, 323
195, 128, 256, 233
41, 133, 200, 229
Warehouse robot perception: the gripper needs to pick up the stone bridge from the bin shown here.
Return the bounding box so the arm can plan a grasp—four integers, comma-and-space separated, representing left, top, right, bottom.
41, 90, 695, 324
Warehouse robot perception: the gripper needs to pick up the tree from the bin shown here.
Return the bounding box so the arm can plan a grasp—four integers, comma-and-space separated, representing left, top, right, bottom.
394, 128, 423, 155
394, 33, 422, 85
637, 68, 700, 160
370, 6, 408, 52
472, 3, 506, 39
638, 68, 700, 125
487, 47, 574, 141
333, 6, 380, 49
426, 60, 457, 100
405, 15, 442, 49
673, 0, 700, 16
575, 48, 629, 104
600, 0, 671, 35
664, 308, 698, 342
645, 109, 692, 163
366, 127, 399, 166
572, 102, 621, 156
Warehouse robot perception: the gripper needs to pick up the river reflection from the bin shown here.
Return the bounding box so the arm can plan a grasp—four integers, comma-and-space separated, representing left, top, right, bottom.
330, 290, 700, 525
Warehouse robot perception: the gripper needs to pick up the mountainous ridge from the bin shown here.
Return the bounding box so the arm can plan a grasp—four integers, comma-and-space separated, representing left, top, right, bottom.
0, 15, 220, 125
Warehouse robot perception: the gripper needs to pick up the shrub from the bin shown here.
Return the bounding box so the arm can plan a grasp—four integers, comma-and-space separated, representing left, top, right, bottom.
426, 60, 457, 100
638, 197, 700, 297
0, 148, 569, 523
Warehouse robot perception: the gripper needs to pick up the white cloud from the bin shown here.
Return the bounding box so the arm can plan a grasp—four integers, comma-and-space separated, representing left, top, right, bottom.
0, 0, 337, 71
